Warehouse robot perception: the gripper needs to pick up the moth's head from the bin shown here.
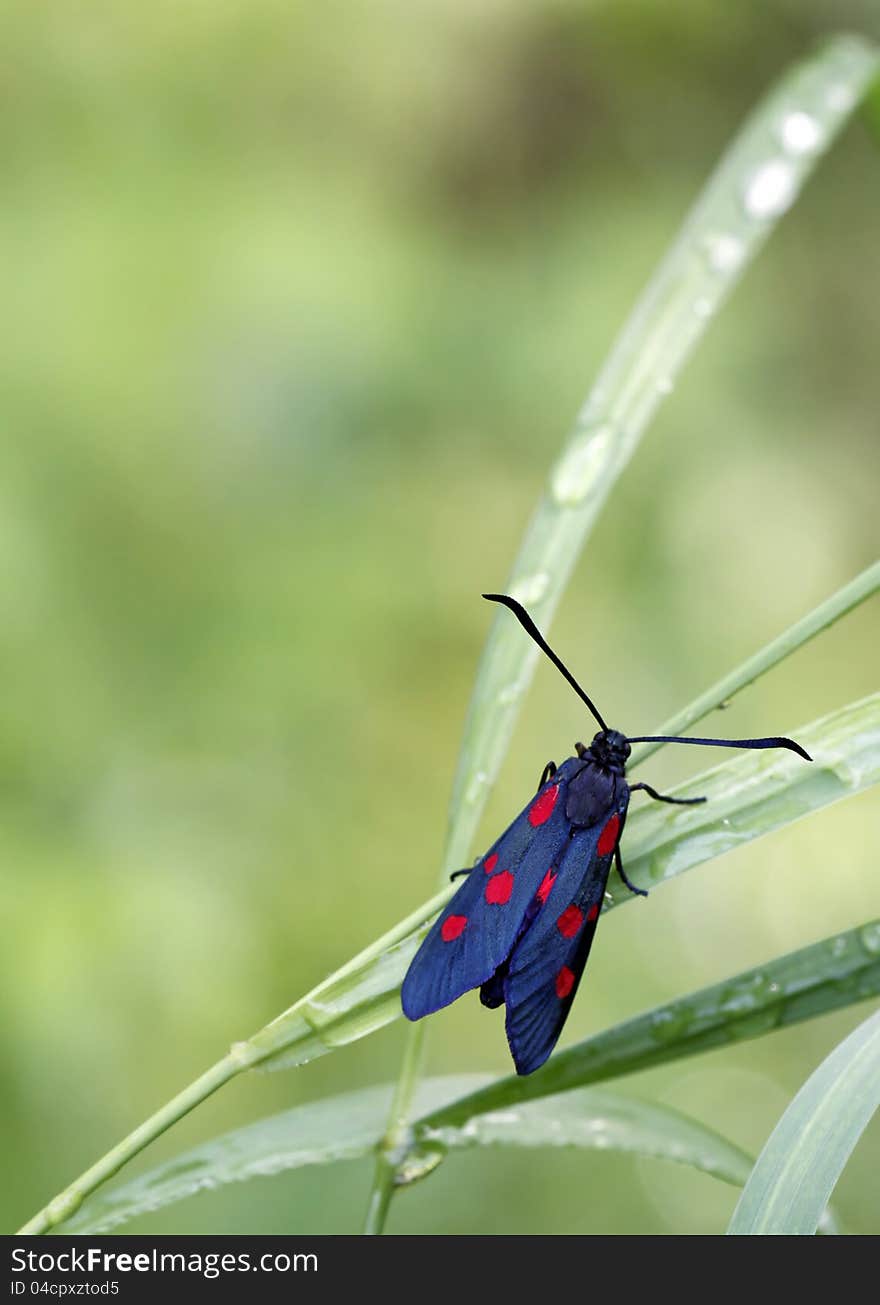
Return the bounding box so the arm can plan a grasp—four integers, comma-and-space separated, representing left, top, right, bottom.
588, 729, 630, 773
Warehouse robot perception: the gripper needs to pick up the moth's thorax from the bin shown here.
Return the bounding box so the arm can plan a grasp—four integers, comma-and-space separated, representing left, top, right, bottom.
577, 729, 630, 775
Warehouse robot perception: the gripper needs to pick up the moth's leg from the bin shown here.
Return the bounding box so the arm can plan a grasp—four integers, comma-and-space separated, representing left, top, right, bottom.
537, 760, 557, 790
615, 845, 648, 898
449, 867, 472, 882
630, 781, 706, 806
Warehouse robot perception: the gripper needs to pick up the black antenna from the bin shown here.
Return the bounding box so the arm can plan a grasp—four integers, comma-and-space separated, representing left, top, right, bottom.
627, 734, 812, 761
484, 592, 812, 764
483, 593, 609, 733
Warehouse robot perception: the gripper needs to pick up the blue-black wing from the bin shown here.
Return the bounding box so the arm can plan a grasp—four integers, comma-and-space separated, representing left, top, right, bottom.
401, 758, 584, 1021
503, 787, 629, 1075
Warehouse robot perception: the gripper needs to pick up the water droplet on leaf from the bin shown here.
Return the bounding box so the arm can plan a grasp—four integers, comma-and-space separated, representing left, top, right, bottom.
551, 425, 612, 506
859, 922, 880, 956
779, 111, 823, 155
703, 232, 745, 274
743, 160, 796, 219
509, 573, 550, 606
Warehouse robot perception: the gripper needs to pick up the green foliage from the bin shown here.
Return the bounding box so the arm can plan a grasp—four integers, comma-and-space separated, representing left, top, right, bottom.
364, 33, 880, 1230
245, 692, 880, 1073
418, 919, 880, 1128
728, 1008, 880, 1234
65, 1078, 751, 1233
61, 913, 880, 1233
8, 23, 880, 1238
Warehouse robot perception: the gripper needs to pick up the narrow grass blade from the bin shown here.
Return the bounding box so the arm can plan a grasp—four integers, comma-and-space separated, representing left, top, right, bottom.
630, 559, 880, 767
64, 1080, 751, 1234
246, 692, 879, 1066
418, 920, 880, 1129
445, 37, 880, 874
368, 33, 879, 1230
727, 1008, 880, 1235
616, 692, 879, 902
63, 1076, 489, 1235
17, 694, 877, 1234
417, 1087, 753, 1186
16, 37, 880, 1238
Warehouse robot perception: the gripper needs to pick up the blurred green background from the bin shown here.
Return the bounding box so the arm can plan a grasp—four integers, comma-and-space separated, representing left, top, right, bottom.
3, 2, 879, 1235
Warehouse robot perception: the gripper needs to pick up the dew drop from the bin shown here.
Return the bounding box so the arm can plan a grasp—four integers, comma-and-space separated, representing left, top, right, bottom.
703, 232, 745, 274
393, 1144, 445, 1186
509, 573, 549, 606
465, 771, 489, 805
650, 1007, 693, 1042
779, 110, 823, 155
743, 159, 797, 219
830, 935, 849, 959
551, 425, 612, 506
497, 682, 524, 706
730, 1008, 780, 1039
721, 972, 771, 1015
859, 922, 880, 956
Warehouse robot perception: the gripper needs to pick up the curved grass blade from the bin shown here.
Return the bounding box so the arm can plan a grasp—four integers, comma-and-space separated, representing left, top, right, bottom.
254, 692, 880, 1064
630, 559, 880, 768
16, 37, 880, 1242
727, 1007, 880, 1235
63, 1076, 489, 1235
612, 691, 880, 902
417, 920, 880, 1131
384, 44, 879, 1220
64, 1079, 751, 1234
445, 38, 880, 873
16, 693, 879, 1234
71, 926, 875, 1236
417, 1086, 753, 1186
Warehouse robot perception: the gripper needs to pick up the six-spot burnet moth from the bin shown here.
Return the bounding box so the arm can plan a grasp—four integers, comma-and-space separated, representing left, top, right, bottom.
401, 593, 812, 1075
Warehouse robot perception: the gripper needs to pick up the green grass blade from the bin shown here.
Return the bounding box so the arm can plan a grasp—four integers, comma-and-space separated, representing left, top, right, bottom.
16, 34, 880, 1241
417, 1087, 753, 1186
444, 36, 880, 875
417, 920, 880, 1131
630, 559, 880, 767
63, 1076, 489, 1235
17, 693, 877, 1234
64, 1080, 751, 1234
616, 692, 879, 901
246, 692, 880, 1066
727, 1008, 880, 1235
368, 32, 878, 1232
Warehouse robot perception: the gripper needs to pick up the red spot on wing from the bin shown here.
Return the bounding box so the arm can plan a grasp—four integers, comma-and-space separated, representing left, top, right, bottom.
586, 902, 600, 923
555, 966, 575, 999
536, 868, 557, 904
529, 784, 559, 827
556, 904, 584, 938
483, 853, 498, 875
597, 812, 620, 856
485, 870, 514, 905
441, 914, 467, 942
